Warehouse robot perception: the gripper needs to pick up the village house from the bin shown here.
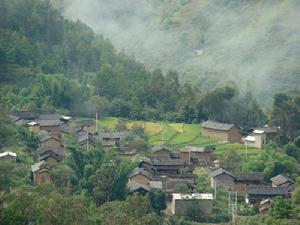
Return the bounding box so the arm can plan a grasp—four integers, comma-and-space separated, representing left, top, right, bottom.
128, 182, 151, 195
201, 120, 242, 143
139, 158, 186, 176
60, 123, 83, 134
128, 167, 153, 186
151, 145, 173, 160
245, 187, 289, 204
38, 114, 63, 137
180, 146, 215, 166
234, 172, 265, 196
171, 193, 213, 216
31, 161, 51, 185
77, 120, 96, 133
243, 126, 278, 149
37, 130, 64, 154
211, 168, 235, 191
77, 131, 97, 150
38, 146, 61, 165
211, 168, 267, 195
10, 111, 38, 125
94, 132, 125, 149
0, 151, 17, 162
271, 174, 295, 192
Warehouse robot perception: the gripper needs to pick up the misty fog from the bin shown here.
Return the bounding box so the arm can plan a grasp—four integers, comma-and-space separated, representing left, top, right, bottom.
56, 0, 300, 103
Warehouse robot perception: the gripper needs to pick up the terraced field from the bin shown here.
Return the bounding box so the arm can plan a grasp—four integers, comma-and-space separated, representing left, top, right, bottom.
93, 117, 260, 158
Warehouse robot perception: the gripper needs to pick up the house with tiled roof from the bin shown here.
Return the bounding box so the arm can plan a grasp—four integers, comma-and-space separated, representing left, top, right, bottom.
180, 146, 215, 166
271, 174, 295, 191
245, 187, 289, 204
201, 120, 242, 143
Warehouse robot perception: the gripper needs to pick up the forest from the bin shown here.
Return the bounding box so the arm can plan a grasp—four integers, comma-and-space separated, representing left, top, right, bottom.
0, 0, 300, 225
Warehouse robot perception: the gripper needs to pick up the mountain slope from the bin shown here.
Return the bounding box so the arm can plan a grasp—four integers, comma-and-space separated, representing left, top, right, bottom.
60, 0, 300, 103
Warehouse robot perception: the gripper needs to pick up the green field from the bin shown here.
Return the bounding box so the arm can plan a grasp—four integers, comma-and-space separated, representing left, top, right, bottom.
91, 117, 261, 158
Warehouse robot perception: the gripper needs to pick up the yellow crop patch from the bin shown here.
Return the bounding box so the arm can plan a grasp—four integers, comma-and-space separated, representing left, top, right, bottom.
169, 123, 184, 133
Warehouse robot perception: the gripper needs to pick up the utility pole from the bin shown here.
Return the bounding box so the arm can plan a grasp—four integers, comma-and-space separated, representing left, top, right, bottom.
96, 112, 98, 133
245, 142, 248, 159
228, 191, 237, 224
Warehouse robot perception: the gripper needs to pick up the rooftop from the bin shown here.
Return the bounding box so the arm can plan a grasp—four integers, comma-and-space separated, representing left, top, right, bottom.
201, 120, 237, 131
31, 161, 45, 172
234, 172, 264, 182
39, 119, 62, 127
246, 187, 288, 196
0, 151, 17, 158
152, 145, 172, 153
172, 193, 213, 200
180, 146, 215, 153
271, 174, 295, 186
211, 168, 234, 178
129, 167, 153, 179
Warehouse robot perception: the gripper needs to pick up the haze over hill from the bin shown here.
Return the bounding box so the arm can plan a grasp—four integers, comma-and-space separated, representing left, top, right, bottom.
56, 0, 300, 103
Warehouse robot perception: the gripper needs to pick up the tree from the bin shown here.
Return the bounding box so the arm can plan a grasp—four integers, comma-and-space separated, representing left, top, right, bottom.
219, 150, 241, 172
89, 162, 118, 205
292, 177, 300, 220
268, 196, 292, 219
148, 190, 167, 214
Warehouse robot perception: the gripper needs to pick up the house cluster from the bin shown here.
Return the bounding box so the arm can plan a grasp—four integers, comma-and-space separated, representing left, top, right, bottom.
128, 145, 216, 216
201, 120, 278, 148
10, 111, 126, 185
211, 168, 295, 213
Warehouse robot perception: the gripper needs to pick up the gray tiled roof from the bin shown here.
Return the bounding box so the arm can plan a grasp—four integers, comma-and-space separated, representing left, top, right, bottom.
254, 126, 278, 134
211, 168, 235, 178
128, 181, 150, 193
12, 111, 37, 120
39, 119, 62, 127
271, 174, 295, 186
129, 167, 153, 179
246, 187, 288, 196
152, 145, 172, 152
39, 114, 61, 120
201, 120, 237, 131
180, 146, 215, 153
234, 172, 264, 182
37, 131, 61, 142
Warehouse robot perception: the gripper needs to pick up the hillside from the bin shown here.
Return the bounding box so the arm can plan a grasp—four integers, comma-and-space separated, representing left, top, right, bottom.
93, 117, 260, 157
60, 0, 300, 103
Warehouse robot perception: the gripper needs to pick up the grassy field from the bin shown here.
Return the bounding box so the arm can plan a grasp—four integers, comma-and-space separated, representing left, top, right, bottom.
77, 117, 260, 158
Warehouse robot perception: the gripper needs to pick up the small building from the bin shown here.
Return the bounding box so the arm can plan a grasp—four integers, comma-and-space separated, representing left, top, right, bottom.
38, 147, 61, 165
271, 174, 295, 191
180, 146, 215, 166
76, 120, 96, 133
11, 111, 38, 125
0, 151, 17, 162
39, 119, 62, 137
77, 131, 96, 150
60, 123, 83, 134
164, 180, 195, 193
211, 168, 235, 191
128, 167, 153, 186
234, 172, 265, 196
138, 157, 186, 176
31, 161, 51, 185
38, 131, 64, 153
201, 120, 242, 143
245, 187, 289, 204
171, 193, 213, 216
94, 132, 125, 149
151, 145, 173, 160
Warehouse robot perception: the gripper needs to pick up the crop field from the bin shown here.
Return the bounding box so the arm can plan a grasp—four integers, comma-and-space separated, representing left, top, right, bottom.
78, 117, 261, 158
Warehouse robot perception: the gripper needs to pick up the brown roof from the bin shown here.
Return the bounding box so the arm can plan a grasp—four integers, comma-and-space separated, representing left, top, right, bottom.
129, 167, 153, 180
